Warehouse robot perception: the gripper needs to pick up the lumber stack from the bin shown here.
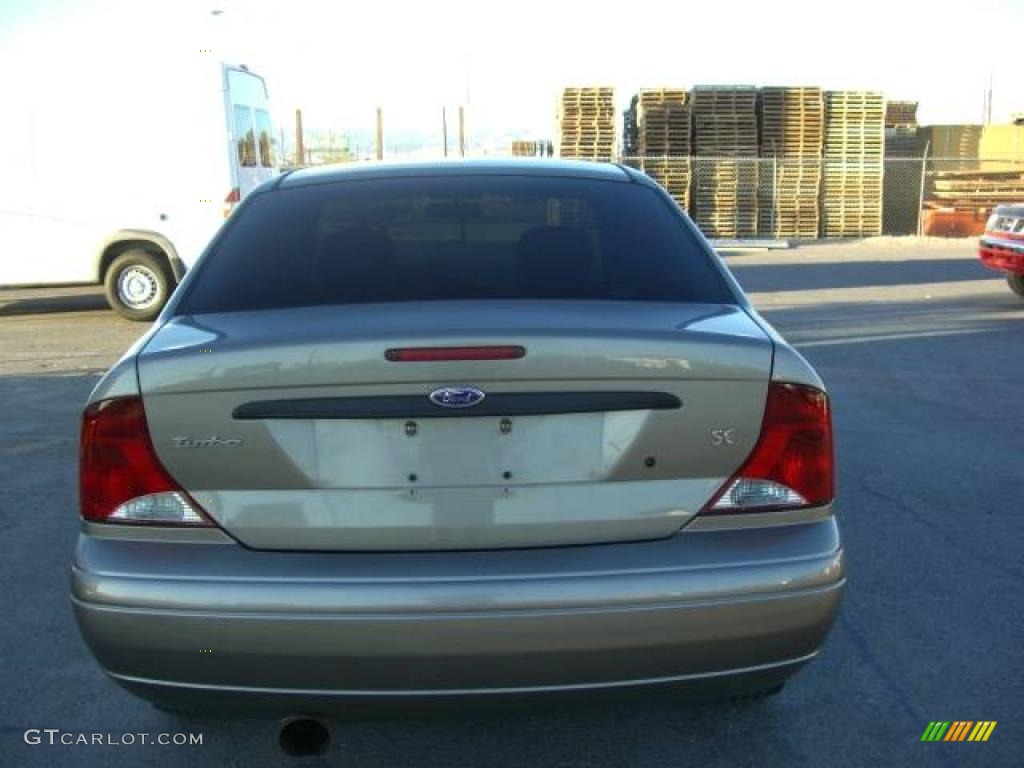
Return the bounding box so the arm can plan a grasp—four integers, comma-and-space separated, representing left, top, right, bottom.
635, 89, 692, 209
921, 126, 1024, 229
821, 91, 884, 236
925, 167, 1024, 210
557, 87, 615, 160
758, 87, 825, 238
692, 86, 759, 238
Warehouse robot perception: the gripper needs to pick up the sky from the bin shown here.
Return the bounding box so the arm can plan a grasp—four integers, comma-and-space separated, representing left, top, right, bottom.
1, 0, 1022, 153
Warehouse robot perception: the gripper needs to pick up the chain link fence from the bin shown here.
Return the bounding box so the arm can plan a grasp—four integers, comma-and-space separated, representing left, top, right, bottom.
287, 130, 1024, 239
613, 154, 1022, 239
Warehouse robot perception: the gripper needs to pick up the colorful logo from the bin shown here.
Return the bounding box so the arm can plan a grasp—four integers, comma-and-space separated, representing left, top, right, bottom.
921, 721, 997, 742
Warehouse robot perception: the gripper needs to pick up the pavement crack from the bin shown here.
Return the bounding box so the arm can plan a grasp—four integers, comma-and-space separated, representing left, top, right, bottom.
837, 612, 960, 768
858, 472, 1023, 582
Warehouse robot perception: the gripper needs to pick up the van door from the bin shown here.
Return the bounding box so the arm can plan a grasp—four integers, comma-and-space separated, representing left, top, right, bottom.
231, 104, 263, 197
225, 67, 276, 200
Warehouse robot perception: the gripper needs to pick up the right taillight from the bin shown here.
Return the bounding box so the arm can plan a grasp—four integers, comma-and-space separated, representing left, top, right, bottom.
79, 397, 212, 526
703, 382, 833, 514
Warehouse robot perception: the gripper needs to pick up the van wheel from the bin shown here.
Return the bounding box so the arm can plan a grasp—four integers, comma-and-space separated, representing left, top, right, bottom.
1008, 274, 1024, 298
104, 250, 173, 321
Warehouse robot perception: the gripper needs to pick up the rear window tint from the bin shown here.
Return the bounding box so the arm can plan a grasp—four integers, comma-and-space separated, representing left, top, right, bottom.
178, 175, 735, 314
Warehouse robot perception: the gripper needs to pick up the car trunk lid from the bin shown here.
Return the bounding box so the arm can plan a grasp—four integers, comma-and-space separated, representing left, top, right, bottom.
137, 301, 773, 550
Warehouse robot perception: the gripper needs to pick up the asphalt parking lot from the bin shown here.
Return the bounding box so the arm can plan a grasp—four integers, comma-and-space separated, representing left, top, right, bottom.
1, 238, 1021, 767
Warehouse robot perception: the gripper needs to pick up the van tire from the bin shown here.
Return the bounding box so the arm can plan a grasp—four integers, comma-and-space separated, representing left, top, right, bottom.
104, 250, 173, 321
1008, 274, 1024, 298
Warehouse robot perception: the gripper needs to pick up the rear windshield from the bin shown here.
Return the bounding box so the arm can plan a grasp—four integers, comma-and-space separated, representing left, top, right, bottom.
178, 175, 735, 314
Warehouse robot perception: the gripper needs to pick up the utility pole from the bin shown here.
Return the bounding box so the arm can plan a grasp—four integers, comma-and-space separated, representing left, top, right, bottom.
458, 105, 465, 157
983, 74, 993, 125
294, 109, 305, 166
375, 108, 383, 160
442, 107, 448, 158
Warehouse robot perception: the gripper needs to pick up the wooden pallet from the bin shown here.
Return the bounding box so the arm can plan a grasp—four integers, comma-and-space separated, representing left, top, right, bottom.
884, 100, 918, 127
510, 140, 539, 156
558, 86, 616, 159
635, 93, 692, 158
760, 86, 825, 158
638, 88, 688, 106
692, 86, 759, 163
821, 93, 885, 236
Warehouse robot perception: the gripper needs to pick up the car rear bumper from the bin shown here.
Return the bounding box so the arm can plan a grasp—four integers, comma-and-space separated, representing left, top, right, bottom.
71, 513, 844, 711
979, 235, 1024, 274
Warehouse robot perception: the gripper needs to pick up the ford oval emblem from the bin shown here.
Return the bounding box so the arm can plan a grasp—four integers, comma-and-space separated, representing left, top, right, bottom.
429, 386, 486, 409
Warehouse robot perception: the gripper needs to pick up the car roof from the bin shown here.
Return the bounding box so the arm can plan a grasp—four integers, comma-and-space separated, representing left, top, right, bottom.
993, 203, 1024, 217
278, 158, 637, 189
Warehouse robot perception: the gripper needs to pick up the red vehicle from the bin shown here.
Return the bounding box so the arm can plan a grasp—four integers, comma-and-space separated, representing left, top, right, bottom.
979, 203, 1024, 298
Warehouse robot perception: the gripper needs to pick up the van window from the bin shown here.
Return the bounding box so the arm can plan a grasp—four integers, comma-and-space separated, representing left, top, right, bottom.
233, 106, 257, 168
255, 109, 275, 168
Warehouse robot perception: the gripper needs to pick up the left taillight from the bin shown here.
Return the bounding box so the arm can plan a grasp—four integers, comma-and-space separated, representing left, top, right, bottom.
703, 381, 834, 514
223, 187, 241, 219
79, 397, 211, 525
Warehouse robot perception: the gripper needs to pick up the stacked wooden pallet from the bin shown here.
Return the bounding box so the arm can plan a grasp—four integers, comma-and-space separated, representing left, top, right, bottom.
692, 86, 759, 238
882, 101, 921, 235
884, 100, 919, 157
637, 157, 694, 210
557, 87, 615, 160
885, 101, 918, 127
758, 87, 824, 238
635, 89, 692, 209
622, 94, 639, 157
821, 91, 884, 237
511, 140, 539, 157
637, 89, 691, 155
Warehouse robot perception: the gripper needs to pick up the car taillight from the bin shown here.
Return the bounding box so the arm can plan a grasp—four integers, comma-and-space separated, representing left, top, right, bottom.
703, 382, 833, 514
79, 397, 211, 525
223, 187, 241, 218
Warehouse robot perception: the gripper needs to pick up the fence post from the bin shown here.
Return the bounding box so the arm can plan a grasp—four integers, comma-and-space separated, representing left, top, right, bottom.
772, 153, 778, 236
458, 106, 465, 157
442, 107, 448, 158
375, 108, 384, 161
916, 140, 931, 236
294, 109, 304, 167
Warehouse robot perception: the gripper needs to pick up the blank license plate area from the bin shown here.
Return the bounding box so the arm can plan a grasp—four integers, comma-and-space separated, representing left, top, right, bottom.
312, 411, 648, 488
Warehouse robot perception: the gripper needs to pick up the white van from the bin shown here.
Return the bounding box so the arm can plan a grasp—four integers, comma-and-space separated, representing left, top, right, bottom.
0, 29, 278, 320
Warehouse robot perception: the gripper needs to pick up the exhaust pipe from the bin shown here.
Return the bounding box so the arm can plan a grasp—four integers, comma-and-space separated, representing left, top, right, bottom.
279, 716, 331, 757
